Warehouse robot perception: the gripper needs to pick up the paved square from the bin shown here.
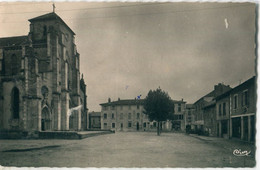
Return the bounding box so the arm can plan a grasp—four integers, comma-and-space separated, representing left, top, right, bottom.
0, 132, 255, 167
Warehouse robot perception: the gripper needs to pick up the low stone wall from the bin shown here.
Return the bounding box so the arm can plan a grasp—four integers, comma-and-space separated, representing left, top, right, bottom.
0, 130, 115, 139
0, 130, 28, 139
39, 131, 81, 139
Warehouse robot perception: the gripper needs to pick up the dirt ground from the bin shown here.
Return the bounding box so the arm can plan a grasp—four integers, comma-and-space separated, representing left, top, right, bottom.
0, 132, 256, 168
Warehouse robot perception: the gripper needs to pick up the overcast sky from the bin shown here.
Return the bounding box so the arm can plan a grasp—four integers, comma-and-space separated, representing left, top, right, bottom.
0, 1, 256, 111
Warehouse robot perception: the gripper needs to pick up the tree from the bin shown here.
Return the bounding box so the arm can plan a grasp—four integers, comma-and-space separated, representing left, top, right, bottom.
143, 88, 174, 136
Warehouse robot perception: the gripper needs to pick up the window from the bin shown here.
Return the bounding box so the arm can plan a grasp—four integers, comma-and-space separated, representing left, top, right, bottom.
143, 122, 146, 128
65, 62, 68, 89
178, 104, 181, 112
137, 113, 140, 119
75, 57, 79, 70
61, 33, 65, 45
11, 87, 20, 119
21, 58, 24, 70
63, 47, 66, 60
128, 113, 131, 119
111, 113, 114, 119
74, 45, 77, 55
242, 90, 249, 106
11, 54, 19, 75
137, 105, 140, 109
0, 49, 3, 59
104, 113, 107, 119
120, 113, 123, 119
111, 106, 115, 110
103, 106, 107, 111
219, 104, 221, 116
104, 123, 107, 128
120, 105, 123, 110
43, 25, 47, 36
223, 102, 226, 116
65, 33, 69, 41
112, 123, 115, 128
234, 95, 238, 109
128, 105, 131, 110
35, 58, 38, 74
128, 122, 132, 128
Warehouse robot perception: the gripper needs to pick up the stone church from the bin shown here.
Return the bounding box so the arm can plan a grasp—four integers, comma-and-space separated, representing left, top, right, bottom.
0, 12, 87, 137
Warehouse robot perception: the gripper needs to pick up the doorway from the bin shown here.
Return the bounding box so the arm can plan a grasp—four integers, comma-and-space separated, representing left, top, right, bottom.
232, 117, 241, 138
121, 123, 123, 131
136, 122, 139, 131
41, 107, 51, 131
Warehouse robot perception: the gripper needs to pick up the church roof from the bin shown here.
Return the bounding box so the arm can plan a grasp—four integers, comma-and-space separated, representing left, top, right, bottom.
0, 35, 29, 48
29, 12, 75, 35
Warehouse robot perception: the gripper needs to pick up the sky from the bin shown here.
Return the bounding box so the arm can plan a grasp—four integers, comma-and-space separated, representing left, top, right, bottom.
0, 1, 256, 111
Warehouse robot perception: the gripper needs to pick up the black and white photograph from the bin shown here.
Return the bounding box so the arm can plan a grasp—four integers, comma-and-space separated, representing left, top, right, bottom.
0, 0, 257, 168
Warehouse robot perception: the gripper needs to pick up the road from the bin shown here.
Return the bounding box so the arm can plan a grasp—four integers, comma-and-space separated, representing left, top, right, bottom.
0, 132, 256, 168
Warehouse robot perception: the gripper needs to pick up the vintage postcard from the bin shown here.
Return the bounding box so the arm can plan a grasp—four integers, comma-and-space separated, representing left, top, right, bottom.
0, 0, 257, 169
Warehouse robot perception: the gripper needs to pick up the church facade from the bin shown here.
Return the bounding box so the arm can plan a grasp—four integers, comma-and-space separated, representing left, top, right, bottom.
0, 12, 87, 137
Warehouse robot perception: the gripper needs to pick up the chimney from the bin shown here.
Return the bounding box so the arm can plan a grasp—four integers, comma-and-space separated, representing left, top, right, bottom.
108, 98, 111, 103
118, 98, 120, 101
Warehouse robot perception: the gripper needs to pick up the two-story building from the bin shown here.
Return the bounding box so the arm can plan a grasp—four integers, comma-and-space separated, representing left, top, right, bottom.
184, 104, 195, 132
203, 100, 217, 136
192, 83, 231, 133
100, 98, 150, 131
171, 100, 186, 131
215, 89, 231, 139
230, 76, 256, 142
214, 76, 256, 142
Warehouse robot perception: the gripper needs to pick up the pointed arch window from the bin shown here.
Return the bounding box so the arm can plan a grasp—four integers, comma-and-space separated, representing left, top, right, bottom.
11, 87, 20, 119
11, 54, 19, 75
43, 25, 47, 37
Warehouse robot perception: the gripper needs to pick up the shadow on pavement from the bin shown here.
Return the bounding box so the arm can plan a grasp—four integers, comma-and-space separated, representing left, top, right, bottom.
2, 145, 61, 152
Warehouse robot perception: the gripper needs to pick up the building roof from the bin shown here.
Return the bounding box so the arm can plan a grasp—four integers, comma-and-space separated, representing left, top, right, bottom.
194, 83, 231, 105
100, 98, 185, 106
230, 76, 256, 92
29, 12, 75, 35
214, 89, 232, 100
0, 35, 29, 48
100, 99, 145, 106
215, 76, 256, 101
172, 100, 186, 104
203, 100, 216, 109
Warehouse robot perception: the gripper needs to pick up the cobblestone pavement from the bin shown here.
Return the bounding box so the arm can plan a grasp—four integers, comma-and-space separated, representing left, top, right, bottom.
0, 132, 256, 168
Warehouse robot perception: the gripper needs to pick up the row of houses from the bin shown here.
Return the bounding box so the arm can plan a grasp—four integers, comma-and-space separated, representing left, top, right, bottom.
90, 76, 256, 142
190, 76, 256, 142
